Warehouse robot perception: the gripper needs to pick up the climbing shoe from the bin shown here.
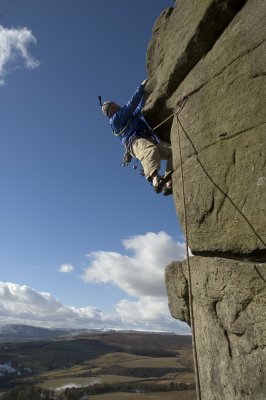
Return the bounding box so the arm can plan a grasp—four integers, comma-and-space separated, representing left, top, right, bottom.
163, 180, 173, 196
151, 174, 164, 193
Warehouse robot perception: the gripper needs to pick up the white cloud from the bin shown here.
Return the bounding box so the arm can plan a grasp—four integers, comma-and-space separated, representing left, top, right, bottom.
0, 25, 39, 85
115, 297, 185, 332
0, 281, 106, 329
0, 232, 190, 333
80, 232, 189, 332
82, 231, 186, 298
58, 264, 74, 273
0, 280, 189, 332
116, 297, 169, 322
0, 280, 189, 333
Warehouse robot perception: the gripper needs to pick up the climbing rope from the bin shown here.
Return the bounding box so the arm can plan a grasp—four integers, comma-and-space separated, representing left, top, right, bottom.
151, 98, 202, 399
151, 96, 189, 133
175, 105, 202, 400
151, 111, 175, 132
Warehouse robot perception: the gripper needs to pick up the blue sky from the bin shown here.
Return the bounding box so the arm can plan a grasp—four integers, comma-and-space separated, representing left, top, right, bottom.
0, 0, 189, 333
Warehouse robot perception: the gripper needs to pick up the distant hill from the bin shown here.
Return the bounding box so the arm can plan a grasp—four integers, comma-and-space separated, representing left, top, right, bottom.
0, 324, 188, 342
0, 325, 70, 341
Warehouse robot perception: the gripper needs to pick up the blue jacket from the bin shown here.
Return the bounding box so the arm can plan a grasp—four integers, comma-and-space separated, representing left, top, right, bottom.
109, 84, 151, 149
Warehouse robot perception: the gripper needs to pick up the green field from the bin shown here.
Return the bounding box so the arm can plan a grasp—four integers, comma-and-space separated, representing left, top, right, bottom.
0, 331, 196, 400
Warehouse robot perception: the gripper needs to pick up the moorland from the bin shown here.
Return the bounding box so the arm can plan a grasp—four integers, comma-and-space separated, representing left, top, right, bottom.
0, 330, 196, 400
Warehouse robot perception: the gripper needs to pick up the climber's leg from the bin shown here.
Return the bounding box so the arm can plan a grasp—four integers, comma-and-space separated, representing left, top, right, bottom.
131, 138, 161, 179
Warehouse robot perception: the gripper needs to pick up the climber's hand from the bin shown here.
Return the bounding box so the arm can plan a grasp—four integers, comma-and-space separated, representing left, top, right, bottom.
141, 79, 148, 86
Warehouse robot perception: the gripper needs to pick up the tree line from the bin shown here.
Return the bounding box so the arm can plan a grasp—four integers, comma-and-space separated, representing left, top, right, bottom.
2, 381, 195, 400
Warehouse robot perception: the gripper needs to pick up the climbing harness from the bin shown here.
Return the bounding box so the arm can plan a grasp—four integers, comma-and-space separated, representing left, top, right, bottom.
99, 94, 153, 172
124, 98, 188, 175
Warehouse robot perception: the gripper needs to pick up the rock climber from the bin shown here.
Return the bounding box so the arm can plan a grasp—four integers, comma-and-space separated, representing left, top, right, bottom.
100, 79, 173, 196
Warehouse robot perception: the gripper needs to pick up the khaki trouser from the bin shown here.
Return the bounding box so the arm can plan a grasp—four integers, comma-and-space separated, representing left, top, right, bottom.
131, 138, 173, 179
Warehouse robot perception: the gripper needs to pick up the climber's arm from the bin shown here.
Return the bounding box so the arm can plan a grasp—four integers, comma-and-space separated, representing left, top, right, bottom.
115, 81, 147, 124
